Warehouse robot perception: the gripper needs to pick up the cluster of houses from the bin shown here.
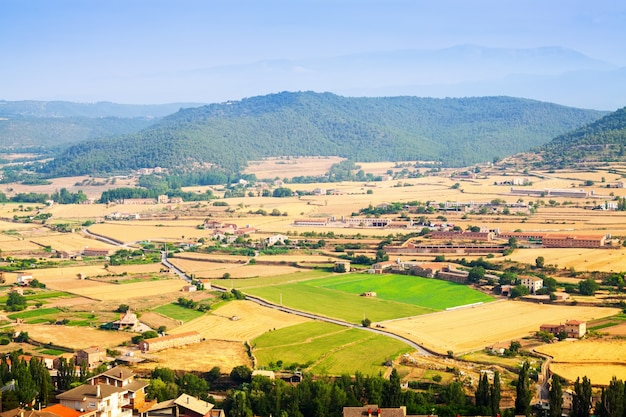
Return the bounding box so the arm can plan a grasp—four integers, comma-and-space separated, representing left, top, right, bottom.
203, 220, 257, 242
540, 320, 587, 339
54, 365, 225, 417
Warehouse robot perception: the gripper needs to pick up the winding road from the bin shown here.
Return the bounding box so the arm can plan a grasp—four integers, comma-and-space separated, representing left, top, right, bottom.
85, 227, 439, 357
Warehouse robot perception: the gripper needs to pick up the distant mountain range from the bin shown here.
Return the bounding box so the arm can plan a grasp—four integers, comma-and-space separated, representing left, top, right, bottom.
164, 45, 625, 110
37, 92, 607, 177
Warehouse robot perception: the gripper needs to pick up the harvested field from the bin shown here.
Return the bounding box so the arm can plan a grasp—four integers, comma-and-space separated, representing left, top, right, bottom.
18, 265, 110, 281
170, 300, 310, 342
172, 252, 249, 263
381, 301, 619, 355
15, 324, 133, 349
69, 279, 188, 301
88, 223, 207, 243
243, 156, 345, 179
106, 264, 166, 274
137, 311, 181, 331
536, 339, 626, 385
507, 248, 626, 273
168, 258, 304, 279
136, 339, 251, 373
549, 363, 626, 386
30, 233, 118, 252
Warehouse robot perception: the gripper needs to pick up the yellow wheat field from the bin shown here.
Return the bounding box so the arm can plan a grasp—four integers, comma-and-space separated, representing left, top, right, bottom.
88, 223, 208, 242
507, 248, 626, 273
15, 324, 133, 349
381, 301, 619, 355
169, 300, 310, 342
68, 279, 189, 301
536, 339, 626, 385
136, 339, 251, 373
30, 233, 118, 252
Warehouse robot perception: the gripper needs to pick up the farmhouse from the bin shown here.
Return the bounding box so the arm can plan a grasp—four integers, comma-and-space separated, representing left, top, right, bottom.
540, 320, 587, 338
139, 331, 202, 353
436, 265, 469, 284
520, 276, 544, 294
83, 247, 113, 257
16, 273, 33, 286
111, 311, 140, 331
334, 260, 351, 272
75, 346, 107, 368
410, 262, 448, 278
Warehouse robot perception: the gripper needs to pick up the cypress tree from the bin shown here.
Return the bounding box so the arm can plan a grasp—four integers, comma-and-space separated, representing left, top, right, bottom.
549, 374, 563, 417
515, 361, 532, 416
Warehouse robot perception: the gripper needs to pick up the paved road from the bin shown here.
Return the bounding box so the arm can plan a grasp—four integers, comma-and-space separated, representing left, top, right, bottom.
85, 227, 437, 357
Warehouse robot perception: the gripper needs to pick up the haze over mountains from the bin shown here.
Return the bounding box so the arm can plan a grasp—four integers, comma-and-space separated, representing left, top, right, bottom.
192, 45, 625, 111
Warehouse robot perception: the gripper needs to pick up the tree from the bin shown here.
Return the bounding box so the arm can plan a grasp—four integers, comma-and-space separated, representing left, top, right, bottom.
515, 361, 532, 416
6, 291, 27, 311
596, 376, 624, 417
549, 374, 563, 417
361, 318, 371, 327
544, 277, 558, 292
510, 284, 530, 298
468, 266, 485, 283
116, 304, 130, 313
147, 378, 179, 402
578, 279, 599, 296
229, 390, 253, 417
535, 256, 545, 268
475, 373, 491, 415
381, 369, 399, 407
177, 372, 209, 400
499, 272, 517, 286
230, 365, 253, 384
572, 376, 593, 417
490, 371, 501, 417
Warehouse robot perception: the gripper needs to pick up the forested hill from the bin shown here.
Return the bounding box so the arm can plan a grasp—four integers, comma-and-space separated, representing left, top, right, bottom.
40, 92, 607, 177
535, 106, 626, 168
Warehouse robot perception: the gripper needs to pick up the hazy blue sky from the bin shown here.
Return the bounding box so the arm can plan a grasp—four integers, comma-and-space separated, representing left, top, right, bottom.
1, 0, 625, 105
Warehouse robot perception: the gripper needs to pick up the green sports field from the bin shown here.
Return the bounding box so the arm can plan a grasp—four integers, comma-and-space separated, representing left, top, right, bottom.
243, 272, 493, 323
252, 321, 411, 375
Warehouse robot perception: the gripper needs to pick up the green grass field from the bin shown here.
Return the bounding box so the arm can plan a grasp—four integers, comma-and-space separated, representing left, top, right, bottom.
0, 291, 73, 304
223, 270, 334, 289
244, 272, 493, 323
153, 303, 204, 322
8, 307, 61, 320
253, 322, 411, 375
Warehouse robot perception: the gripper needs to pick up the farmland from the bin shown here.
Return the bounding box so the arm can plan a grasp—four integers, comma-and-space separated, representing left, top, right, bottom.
243, 273, 492, 323
536, 339, 626, 385
1, 161, 626, 383
382, 301, 620, 355
252, 321, 412, 376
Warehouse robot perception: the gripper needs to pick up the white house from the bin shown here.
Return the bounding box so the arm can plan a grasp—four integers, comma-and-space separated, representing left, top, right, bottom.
56, 384, 132, 417
520, 276, 544, 294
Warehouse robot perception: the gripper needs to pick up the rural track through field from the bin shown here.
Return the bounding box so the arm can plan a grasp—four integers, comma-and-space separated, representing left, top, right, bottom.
88, 228, 438, 357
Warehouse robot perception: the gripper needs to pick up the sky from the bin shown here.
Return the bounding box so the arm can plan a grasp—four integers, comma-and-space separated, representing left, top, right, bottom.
1, 0, 625, 106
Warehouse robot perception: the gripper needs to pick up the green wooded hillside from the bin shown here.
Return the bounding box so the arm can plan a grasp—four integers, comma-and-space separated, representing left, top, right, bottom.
536, 106, 626, 168
40, 92, 606, 176
0, 117, 157, 150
